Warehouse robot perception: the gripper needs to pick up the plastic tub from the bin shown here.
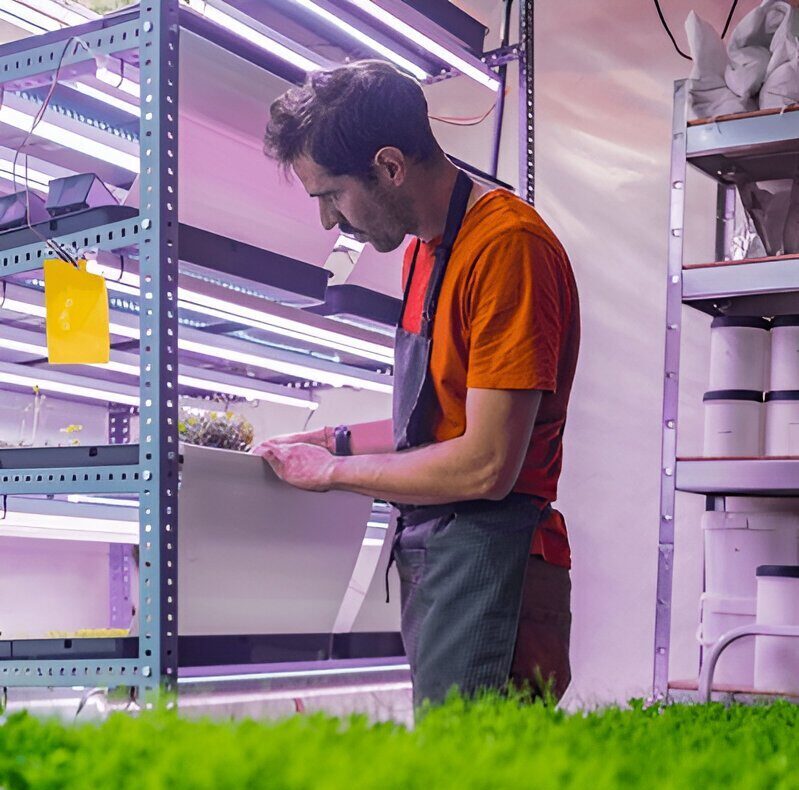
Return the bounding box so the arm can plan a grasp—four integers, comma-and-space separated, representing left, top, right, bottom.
703, 390, 764, 457
770, 315, 799, 391
698, 593, 756, 687
754, 565, 799, 695
765, 391, 799, 456
709, 316, 770, 392
703, 511, 799, 599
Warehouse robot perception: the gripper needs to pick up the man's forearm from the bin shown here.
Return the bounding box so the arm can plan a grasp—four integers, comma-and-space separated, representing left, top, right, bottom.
329, 435, 510, 505
349, 419, 394, 455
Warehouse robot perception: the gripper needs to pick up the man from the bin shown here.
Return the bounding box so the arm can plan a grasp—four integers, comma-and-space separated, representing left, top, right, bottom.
256, 60, 579, 708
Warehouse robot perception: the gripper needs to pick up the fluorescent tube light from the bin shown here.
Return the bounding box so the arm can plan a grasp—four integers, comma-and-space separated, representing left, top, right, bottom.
0, 364, 140, 405
10, 0, 93, 27
343, 0, 500, 90
0, 5, 48, 33
292, 0, 427, 80
182, 0, 325, 73
0, 510, 138, 543
0, 334, 317, 410
177, 336, 392, 393
69, 81, 140, 117
0, 159, 51, 192
67, 494, 138, 508
84, 260, 394, 365
0, 105, 139, 173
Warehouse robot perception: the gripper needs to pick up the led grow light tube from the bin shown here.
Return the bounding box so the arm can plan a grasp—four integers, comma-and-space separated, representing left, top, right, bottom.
292, 0, 427, 80
7, 0, 94, 28
0, 510, 138, 543
343, 0, 500, 90
69, 81, 139, 117
0, 158, 51, 191
182, 0, 325, 73
177, 336, 392, 393
85, 260, 394, 365
178, 662, 411, 684
67, 494, 138, 508
0, 105, 139, 173
0, 333, 317, 410
0, 4, 48, 33
0, 288, 391, 394
0, 363, 140, 405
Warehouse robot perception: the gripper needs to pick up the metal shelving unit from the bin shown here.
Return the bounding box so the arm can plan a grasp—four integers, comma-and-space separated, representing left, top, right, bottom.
0, 0, 534, 704
653, 80, 799, 704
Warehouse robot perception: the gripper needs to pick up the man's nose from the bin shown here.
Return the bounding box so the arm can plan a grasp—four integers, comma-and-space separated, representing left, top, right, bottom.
319, 201, 338, 231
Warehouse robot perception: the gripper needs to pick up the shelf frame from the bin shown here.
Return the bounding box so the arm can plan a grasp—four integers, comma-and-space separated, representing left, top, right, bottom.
0, 0, 533, 701
654, 80, 799, 703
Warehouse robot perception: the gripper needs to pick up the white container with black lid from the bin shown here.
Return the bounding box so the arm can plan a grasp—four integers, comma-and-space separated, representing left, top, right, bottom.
754, 565, 799, 695
770, 315, 799, 391
703, 390, 764, 457
709, 316, 770, 392
765, 391, 799, 456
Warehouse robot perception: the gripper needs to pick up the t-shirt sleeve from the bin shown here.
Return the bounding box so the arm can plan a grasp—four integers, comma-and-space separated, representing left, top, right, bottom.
465, 230, 563, 392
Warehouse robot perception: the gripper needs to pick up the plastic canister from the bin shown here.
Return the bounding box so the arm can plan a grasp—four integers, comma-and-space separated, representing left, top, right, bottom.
770, 315, 799, 391
703, 390, 764, 457
698, 593, 756, 687
765, 391, 799, 456
754, 565, 799, 695
703, 511, 799, 599
709, 316, 770, 392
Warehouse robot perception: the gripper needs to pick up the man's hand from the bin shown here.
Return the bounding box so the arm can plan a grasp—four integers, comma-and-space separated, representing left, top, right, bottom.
253, 441, 338, 492
251, 427, 331, 457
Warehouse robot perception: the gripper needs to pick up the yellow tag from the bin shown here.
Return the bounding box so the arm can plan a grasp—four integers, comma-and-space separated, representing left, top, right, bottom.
44, 258, 110, 364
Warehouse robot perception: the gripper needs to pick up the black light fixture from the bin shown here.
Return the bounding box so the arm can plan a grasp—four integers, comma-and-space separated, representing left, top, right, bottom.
0, 190, 48, 231
45, 173, 117, 218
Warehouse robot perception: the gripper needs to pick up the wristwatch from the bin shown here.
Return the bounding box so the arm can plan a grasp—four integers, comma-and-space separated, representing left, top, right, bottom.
333, 424, 352, 456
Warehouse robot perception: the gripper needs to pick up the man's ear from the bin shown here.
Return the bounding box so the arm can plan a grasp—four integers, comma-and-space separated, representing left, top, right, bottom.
373, 146, 406, 186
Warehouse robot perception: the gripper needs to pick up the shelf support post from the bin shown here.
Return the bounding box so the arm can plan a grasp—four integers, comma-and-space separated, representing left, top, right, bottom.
653, 79, 688, 702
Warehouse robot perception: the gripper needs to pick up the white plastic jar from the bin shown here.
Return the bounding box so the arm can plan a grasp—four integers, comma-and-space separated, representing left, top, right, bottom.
765, 391, 799, 456
702, 511, 799, 599
709, 316, 770, 392
770, 315, 799, 391
754, 565, 799, 695
703, 390, 764, 457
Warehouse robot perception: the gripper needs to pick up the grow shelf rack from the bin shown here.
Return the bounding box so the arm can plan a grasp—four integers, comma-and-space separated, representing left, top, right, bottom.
0, 0, 536, 704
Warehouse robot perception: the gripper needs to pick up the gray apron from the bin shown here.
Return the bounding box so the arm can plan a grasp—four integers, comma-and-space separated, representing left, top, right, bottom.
390, 169, 546, 708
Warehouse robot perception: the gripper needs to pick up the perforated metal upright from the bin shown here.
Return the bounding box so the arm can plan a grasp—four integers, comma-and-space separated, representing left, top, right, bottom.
0, 0, 180, 699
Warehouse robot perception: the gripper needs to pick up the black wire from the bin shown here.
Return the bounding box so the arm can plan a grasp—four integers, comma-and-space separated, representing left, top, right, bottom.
652, 0, 692, 60
721, 0, 741, 39
653, 0, 740, 61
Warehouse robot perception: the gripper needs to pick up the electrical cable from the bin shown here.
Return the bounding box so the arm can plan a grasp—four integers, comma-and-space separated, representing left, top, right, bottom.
722, 0, 741, 39
429, 99, 499, 126
652, 0, 740, 61
10, 34, 92, 267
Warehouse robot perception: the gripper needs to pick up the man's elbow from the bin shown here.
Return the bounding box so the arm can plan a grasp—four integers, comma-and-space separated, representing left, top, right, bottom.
474, 460, 517, 501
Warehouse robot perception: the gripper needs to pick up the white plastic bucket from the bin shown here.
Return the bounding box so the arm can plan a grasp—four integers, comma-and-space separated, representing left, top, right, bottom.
770, 316, 799, 391
709, 316, 770, 392
703, 391, 764, 457
754, 565, 799, 695
698, 593, 756, 687
765, 392, 799, 456
703, 511, 799, 599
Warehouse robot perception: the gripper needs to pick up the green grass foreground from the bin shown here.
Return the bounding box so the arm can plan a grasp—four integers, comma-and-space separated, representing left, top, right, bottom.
1, 696, 799, 789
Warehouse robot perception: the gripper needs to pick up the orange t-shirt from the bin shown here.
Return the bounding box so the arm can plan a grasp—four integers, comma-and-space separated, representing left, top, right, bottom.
400, 189, 580, 569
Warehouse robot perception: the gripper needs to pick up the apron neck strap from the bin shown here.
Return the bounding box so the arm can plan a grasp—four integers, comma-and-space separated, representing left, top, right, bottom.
420, 170, 473, 334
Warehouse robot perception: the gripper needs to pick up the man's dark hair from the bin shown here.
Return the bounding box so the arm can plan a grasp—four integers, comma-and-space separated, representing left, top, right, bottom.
264, 60, 440, 179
